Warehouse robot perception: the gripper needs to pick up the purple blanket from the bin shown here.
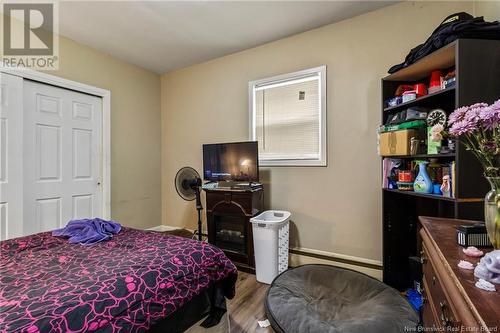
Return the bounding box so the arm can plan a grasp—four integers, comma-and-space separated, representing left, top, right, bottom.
52, 218, 121, 245
0, 228, 238, 332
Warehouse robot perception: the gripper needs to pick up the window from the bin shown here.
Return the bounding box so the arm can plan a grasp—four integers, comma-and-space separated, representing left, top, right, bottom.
249, 66, 326, 166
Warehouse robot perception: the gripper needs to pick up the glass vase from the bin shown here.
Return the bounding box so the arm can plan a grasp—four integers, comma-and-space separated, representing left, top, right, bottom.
414, 161, 433, 194
485, 177, 500, 249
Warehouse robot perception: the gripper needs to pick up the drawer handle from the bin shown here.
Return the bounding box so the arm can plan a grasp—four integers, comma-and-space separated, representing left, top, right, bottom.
439, 301, 451, 326
432, 276, 436, 286
420, 250, 427, 264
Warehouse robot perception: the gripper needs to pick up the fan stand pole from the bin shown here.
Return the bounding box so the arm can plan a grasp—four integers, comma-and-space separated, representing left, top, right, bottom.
195, 188, 203, 241
196, 207, 203, 241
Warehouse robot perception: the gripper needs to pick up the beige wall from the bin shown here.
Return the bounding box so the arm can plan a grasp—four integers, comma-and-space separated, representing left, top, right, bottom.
473, 0, 500, 21
51, 37, 162, 229
1, 15, 162, 229
161, 1, 480, 262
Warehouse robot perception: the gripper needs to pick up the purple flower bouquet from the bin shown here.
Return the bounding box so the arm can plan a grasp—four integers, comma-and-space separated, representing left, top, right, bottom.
448, 100, 500, 248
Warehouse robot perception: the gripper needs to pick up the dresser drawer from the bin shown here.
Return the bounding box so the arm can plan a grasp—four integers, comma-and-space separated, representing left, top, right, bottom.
421, 243, 461, 329
421, 277, 439, 328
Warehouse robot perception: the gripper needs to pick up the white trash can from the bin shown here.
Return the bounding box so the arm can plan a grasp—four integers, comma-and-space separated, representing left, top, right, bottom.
250, 210, 291, 284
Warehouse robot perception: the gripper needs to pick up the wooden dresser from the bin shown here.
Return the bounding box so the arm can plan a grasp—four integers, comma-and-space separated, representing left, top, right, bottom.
419, 217, 500, 332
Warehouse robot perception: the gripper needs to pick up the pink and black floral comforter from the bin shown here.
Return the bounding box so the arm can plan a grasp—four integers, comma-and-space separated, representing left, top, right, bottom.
0, 228, 237, 332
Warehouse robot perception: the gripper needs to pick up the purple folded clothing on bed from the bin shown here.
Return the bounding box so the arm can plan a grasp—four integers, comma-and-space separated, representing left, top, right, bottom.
52, 218, 121, 245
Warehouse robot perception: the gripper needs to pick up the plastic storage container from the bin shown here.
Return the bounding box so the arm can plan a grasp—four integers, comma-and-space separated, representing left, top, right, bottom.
250, 210, 291, 284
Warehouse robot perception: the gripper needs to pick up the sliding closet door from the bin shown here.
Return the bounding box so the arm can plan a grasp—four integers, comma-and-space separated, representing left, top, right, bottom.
0, 73, 23, 240
23, 80, 103, 234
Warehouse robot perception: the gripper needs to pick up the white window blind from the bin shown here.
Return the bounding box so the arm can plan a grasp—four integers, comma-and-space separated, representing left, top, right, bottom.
249, 66, 326, 166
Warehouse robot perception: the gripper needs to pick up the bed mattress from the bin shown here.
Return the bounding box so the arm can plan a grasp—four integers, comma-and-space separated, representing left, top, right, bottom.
0, 228, 237, 332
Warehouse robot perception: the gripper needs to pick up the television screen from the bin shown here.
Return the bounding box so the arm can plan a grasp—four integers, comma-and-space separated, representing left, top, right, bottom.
203, 141, 259, 182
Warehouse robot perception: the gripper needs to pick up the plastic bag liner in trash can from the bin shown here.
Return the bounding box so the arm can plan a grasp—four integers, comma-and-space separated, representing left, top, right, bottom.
250, 210, 291, 284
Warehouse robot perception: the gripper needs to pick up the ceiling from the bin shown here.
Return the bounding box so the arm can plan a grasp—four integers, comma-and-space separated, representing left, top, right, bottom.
58, 1, 396, 74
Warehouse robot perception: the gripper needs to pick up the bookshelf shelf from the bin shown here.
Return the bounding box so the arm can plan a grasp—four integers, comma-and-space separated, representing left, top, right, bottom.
381, 39, 500, 291
383, 189, 483, 203
384, 41, 456, 82
382, 188, 457, 202
382, 153, 455, 159
383, 86, 455, 113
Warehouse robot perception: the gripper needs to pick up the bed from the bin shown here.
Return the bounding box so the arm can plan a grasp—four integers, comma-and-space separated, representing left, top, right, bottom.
0, 228, 238, 332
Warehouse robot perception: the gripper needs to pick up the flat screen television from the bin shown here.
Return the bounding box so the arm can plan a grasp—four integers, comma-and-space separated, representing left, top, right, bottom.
203, 141, 259, 182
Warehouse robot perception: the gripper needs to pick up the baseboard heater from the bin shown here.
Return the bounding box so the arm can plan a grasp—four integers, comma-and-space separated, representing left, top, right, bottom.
289, 248, 383, 271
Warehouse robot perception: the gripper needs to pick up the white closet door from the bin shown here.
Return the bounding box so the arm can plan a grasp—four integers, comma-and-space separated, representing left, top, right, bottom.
0, 73, 23, 240
23, 80, 102, 234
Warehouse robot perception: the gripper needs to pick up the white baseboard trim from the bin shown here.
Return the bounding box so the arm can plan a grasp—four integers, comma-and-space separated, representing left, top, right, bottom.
147, 225, 199, 233
146, 225, 182, 232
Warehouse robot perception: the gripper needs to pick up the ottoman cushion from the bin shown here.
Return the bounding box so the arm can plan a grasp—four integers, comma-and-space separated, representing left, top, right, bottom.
265, 265, 419, 333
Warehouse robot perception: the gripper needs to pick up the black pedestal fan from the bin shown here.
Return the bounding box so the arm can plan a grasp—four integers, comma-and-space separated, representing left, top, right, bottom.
174, 167, 203, 241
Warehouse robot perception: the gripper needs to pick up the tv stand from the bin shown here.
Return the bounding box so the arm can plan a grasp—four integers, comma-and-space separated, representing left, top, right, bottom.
203, 186, 263, 272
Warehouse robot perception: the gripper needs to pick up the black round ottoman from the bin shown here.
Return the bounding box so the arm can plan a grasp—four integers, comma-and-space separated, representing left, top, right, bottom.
265, 265, 419, 333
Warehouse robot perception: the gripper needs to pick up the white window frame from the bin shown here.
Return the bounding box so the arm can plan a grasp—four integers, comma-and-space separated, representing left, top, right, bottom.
248, 66, 327, 167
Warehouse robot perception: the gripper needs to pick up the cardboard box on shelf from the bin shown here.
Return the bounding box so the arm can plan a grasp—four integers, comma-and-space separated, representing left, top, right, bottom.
379, 129, 418, 156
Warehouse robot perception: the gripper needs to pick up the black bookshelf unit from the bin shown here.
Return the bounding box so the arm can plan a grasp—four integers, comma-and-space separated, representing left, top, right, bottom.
381, 39, 500, 290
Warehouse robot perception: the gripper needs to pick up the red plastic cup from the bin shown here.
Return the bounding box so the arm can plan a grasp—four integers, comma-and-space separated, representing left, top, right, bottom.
414, 83, 427, 96
429, 70, 441, 88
